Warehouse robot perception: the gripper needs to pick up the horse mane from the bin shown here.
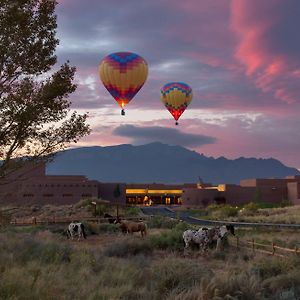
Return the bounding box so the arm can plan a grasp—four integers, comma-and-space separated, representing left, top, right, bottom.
226, 224, 235, 236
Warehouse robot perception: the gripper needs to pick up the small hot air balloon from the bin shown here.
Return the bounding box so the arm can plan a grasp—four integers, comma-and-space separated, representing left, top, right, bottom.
160, 82, 193, 125
99, 52, 148, 115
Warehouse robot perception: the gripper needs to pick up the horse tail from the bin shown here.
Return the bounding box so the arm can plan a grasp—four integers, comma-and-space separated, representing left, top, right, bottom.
80, 223, 87, 239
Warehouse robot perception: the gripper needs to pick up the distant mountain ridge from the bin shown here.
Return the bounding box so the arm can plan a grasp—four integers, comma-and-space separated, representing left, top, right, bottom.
46, 143, 300, 184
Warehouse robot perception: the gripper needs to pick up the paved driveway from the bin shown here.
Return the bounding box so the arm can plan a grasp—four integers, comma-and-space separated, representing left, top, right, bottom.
141, 206, 300, 229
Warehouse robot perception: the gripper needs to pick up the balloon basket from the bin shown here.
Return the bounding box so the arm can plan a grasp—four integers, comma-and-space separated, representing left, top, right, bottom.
121, 109, 125, 116
175, 121, 178, 125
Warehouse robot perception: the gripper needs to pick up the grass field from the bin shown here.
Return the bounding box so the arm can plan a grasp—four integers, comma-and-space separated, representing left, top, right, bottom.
1, 218, 300, 300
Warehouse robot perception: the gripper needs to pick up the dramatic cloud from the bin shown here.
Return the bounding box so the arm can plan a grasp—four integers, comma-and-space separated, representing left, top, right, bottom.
113, 125, 217, 147
53, 0, 300, 168
231, 0, 300, 104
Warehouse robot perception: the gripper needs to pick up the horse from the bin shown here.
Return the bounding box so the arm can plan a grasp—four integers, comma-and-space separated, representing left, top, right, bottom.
67, 222, 87, 240
104, 213, 118, 224
115, 219, 147, 237
183, 225, 235, 253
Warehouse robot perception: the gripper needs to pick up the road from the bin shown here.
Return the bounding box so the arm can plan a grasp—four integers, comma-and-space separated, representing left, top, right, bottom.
141, 206, 300, 229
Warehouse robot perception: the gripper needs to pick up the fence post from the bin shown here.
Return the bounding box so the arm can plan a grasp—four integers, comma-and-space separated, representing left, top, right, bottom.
252, 238, 255, 253
295, 246, 298, 256
272, 242, 275, 255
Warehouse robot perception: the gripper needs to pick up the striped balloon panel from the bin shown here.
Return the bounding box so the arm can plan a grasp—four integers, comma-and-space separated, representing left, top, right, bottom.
99, 52, 148, 108
160, 82, 192, 121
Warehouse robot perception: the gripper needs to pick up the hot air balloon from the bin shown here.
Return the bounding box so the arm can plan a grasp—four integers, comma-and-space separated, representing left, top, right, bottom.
99, 52, 148, 115
160, 82, 193, 125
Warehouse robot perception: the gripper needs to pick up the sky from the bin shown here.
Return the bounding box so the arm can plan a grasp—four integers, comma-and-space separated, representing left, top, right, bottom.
55, 0, 300, 169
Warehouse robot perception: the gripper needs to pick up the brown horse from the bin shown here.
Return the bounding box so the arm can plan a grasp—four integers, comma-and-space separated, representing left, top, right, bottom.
116, 219, 147, 237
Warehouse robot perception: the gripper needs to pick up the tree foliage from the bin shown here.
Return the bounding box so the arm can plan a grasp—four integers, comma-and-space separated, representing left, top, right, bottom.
0, 0, 90, 178
113, 184, 121, 199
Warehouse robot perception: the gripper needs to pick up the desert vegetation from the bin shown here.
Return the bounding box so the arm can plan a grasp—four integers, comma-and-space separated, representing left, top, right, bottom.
181, 202, 300, 224
1, 217, 300, 299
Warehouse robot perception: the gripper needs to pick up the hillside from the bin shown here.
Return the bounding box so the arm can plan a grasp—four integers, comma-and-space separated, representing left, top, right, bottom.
46, 143, 300, 184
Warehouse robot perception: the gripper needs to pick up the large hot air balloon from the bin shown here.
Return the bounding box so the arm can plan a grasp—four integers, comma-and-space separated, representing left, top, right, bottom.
160, 82, 193, 125
99, 52, 148, 115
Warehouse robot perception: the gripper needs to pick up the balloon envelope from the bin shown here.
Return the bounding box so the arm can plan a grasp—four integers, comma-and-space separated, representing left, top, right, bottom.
160, 82, 193, 123
99, 52, 148, 112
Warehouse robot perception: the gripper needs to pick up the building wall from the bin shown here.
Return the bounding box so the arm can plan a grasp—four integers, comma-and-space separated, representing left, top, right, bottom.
98, 183, 126, 204
223, 185, 256, 205
0, 175, 99, 205
287, 182, 300, 205
182, 188, 219, 206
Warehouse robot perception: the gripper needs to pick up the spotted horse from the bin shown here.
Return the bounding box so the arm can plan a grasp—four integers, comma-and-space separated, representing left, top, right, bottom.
67, 222, 87, 241
183, 225, 235, 253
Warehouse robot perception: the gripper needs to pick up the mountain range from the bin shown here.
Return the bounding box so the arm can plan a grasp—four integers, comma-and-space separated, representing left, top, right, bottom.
46, 143, 300, 184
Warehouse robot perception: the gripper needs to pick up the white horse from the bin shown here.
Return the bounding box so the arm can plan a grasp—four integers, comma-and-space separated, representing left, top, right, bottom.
183, 225, 235, 253
67, 222, 87, 240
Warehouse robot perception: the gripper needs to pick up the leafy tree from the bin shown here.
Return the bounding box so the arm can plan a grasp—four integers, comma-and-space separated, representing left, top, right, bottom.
254, 188, 262, 203
113, 184, 121, 199
0, 0, 90, 178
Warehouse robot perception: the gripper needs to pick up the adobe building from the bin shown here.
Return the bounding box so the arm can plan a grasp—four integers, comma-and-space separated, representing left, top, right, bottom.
0, 163, 126, 205
126, 183, 197, 205
1, 162, 300, 206
181, 176, 300, 207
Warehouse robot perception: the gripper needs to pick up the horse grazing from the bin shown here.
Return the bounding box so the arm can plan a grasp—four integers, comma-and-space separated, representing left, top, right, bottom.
104, 213, 118, 224
67, 222, 87, 241
115, 219, 147, 237
183, 225, 235, 253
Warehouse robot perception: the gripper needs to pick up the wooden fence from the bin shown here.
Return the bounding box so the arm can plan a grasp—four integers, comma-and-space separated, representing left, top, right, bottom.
9, 216, 147, 226
233, 236, 300, 258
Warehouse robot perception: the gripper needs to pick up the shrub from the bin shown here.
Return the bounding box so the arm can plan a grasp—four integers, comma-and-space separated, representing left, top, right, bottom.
0, 211, 11, 226
263, 269, 300, 298
148, 215, 181, 229
151, 257, 213, 298
149, 229, 184, 251
251, 257, 291, 280
124, 206, 141, 216
103, 238, 153, 257
84, 222, 118, 235
211, 205, 239, 219
171, 272, 263, 300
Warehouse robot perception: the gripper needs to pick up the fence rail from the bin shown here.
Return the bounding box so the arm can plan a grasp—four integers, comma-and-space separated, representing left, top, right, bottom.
233, 236, 300, 257
9, 216, 147, 226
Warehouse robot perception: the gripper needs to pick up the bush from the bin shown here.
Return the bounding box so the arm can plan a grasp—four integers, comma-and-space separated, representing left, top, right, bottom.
251, 257, 292, 280
124, 206, 141, 216
148, 216, 181, 229
0, 234, 72, 266
103, 238, 153, 257
263, 269, 300, 298
151, 257, 213, 298
149, 229, 184, 251
0, 211, 11, 226
84, 222, 118, 235
211, 205, 239, 219
171, 272, 263, 300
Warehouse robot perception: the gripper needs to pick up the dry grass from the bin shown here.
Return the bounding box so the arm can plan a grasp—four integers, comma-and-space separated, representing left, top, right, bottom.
1, 225, 300, 299
231, 205, 300, 224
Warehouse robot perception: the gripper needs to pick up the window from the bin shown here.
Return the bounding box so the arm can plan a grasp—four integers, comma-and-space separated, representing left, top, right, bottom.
82, 194, 92, 198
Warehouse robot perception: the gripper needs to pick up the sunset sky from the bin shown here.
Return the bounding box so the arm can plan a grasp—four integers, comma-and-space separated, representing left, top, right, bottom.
55, 0, 300, 169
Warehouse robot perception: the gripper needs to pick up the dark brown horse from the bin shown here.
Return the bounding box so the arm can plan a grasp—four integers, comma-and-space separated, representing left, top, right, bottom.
115, 219, 147, 237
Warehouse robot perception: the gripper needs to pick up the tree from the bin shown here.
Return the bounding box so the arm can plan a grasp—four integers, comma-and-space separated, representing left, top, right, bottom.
254, 188, 262, 203
113, 184, 121, 199
0, 0, 90, 179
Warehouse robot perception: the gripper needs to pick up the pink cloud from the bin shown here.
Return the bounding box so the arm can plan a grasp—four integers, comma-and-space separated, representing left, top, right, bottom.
231, 0, 300, 104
